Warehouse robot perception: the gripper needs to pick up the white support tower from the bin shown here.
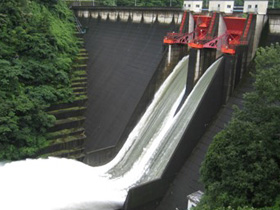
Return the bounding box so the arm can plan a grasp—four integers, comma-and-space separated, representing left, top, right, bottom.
243, 0, 268, 14
183, 0, 203, 13
209, 0, 234, 13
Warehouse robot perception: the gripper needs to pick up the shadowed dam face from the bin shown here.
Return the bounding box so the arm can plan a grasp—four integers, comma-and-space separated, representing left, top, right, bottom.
79, 15, 177, 156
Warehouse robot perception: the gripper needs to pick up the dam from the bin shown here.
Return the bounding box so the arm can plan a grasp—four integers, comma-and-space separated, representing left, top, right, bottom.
77, 7, 189, 165
0, 1, 277, 210
75, 1, 264, 170
71, 4, 271, 209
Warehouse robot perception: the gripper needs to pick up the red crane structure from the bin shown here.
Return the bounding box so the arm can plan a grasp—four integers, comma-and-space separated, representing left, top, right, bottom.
163, 10, 254, 55
188, 12, 217, 48
163, 11, 193, 45
163, 12, 217, 46
188, 13, 254, 55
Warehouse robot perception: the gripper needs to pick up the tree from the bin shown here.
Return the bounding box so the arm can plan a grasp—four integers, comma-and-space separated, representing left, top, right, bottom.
0, 0, 78, 160
95, 0, 116, 6
197, 44, 280, 209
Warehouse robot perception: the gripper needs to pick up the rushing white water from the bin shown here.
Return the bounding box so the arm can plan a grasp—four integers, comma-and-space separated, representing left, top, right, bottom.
0, 56, 222, 210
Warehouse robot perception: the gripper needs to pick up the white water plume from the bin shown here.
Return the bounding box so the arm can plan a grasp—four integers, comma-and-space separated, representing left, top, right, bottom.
0, 56, 222, 210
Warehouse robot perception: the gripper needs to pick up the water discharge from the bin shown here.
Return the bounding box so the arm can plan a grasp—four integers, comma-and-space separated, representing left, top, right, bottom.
0, 56, 222, 210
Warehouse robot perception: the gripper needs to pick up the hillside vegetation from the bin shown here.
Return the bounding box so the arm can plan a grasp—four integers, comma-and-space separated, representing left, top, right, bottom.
0, 0, 79, 160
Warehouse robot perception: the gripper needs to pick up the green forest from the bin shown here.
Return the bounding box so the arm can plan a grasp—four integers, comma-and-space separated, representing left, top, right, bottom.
0, 0, 79, 160
195, 44, 280, 210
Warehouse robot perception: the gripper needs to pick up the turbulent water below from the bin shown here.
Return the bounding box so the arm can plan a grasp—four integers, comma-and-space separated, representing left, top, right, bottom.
0, 56, 222, 210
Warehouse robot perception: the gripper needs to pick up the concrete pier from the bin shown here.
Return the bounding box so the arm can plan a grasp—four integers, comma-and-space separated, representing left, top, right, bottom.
186, 48, 216, 94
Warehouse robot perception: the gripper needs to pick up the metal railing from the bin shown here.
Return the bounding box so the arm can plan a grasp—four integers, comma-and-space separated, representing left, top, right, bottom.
74, 15, 86, 34
64, 0, 95, 7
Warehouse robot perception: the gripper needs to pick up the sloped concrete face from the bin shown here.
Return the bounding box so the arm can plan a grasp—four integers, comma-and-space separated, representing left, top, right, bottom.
78, 15, 178, 161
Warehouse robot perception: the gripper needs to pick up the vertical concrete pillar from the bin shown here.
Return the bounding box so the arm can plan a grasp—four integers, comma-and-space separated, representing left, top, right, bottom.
240, 45, 249, 80
234, 46, 244, 88
165, 44, 188, 68
245, 15, 256, 65
194, 49, 201, 83
188, 13, 195, 33
201, 49, 217, 74
168, 45, 172, 65
188, 13, 195, 51
252, 14, 268, 59
186, 48, 217, 94
216, 13, 227, 59
186, 48, 198, 94
223, 54, 236, 104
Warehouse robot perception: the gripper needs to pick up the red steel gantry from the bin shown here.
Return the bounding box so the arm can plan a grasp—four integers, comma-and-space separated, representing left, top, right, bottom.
188, 12, 217, 48
188, 13, 253, 55
163, 11, 193, 45
163, 11, 254, 55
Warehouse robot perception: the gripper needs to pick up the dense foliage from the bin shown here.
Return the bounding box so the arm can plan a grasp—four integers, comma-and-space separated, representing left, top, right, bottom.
0, 0, 79, 160
196, 44, 280, 209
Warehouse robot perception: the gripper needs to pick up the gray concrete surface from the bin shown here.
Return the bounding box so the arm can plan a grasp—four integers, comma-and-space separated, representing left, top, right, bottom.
79, 17, 176, 155
156, 76, 254, 210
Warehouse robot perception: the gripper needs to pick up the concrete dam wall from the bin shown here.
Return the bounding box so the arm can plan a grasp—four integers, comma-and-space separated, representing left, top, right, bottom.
68, 8, 265, 210
76, 9, 186, 165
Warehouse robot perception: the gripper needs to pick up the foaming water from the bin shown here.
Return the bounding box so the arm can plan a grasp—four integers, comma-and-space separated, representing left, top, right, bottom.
0, 157, 124, 210
0, 56, 222, 210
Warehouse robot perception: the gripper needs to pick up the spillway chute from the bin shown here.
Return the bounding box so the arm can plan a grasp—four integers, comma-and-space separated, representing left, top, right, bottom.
0, 55, 224, 210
